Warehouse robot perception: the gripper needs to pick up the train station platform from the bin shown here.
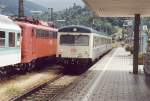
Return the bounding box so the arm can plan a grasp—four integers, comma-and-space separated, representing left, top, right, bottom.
54, 47, 150, 101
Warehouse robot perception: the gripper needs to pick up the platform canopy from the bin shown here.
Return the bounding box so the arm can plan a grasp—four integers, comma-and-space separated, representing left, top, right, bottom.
83, 0, 150, 17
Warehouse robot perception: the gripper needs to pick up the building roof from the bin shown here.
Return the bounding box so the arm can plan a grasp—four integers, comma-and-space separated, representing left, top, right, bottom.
83, 0, 150, 17
0, 14, 21, 32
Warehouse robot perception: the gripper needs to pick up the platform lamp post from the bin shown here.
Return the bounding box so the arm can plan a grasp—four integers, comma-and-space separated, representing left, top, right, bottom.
92, 18, 95, 29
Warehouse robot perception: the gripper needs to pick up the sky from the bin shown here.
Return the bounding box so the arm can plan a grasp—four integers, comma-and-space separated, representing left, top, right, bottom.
28, 0, 85, 11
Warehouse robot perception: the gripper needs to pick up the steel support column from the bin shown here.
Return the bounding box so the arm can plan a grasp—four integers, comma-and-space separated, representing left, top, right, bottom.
133, 14, 140, 74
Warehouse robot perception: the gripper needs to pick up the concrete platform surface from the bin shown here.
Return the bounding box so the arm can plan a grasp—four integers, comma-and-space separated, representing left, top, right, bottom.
54, 47, 150, 101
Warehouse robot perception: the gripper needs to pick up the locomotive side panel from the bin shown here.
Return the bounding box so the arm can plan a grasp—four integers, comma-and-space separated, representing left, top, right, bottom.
35, 29, 57, 58
17, 22, 58, 64
20, 25, 35, 63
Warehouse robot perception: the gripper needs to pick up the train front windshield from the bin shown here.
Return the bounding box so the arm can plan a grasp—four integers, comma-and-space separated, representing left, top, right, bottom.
60, 35, 89, 46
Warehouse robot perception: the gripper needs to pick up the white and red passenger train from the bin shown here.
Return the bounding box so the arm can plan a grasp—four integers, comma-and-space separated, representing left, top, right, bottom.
0, 15, 57, 78
57, 25, 112, 73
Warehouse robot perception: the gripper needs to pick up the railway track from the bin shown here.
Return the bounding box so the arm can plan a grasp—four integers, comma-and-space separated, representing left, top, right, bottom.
10, 73, 78, 101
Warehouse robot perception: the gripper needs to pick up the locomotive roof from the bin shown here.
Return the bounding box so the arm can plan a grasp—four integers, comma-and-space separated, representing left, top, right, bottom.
16, 21, 58, 32
59, 25, 111, 38
0, 14, 21, 32
58, 25, 97, 33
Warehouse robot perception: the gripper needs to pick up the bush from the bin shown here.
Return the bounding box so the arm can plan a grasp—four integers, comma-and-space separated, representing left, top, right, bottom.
147, 40, 150, 45
125, 44, 131, 51
125, 44, 133, 54
130, 45, 133, 54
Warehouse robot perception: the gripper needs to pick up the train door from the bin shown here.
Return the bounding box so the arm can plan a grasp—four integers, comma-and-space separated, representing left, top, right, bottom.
31, 28, 36, 58
22, 27, 35, 62
52, 31, 57, 54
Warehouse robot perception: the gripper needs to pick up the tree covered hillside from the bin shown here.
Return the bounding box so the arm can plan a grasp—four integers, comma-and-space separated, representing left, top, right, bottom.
0, 0, 46, 16
40, 4, 124, 35
0, 1, 125, 35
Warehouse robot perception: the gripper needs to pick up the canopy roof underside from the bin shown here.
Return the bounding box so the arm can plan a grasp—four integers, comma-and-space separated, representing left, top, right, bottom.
83, 0, 150, 17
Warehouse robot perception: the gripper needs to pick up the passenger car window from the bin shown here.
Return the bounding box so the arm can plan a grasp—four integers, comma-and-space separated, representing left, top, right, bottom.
9, 32, 15, 47
17, 33, 21, 47
0, 31, 5, 47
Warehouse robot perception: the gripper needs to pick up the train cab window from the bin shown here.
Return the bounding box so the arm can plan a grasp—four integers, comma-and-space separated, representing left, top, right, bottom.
60, 35, 89, 46
60, 35, 74, 44
75, 35, 89, 46
0, 31, 5, 47
9, 32, 15, 47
